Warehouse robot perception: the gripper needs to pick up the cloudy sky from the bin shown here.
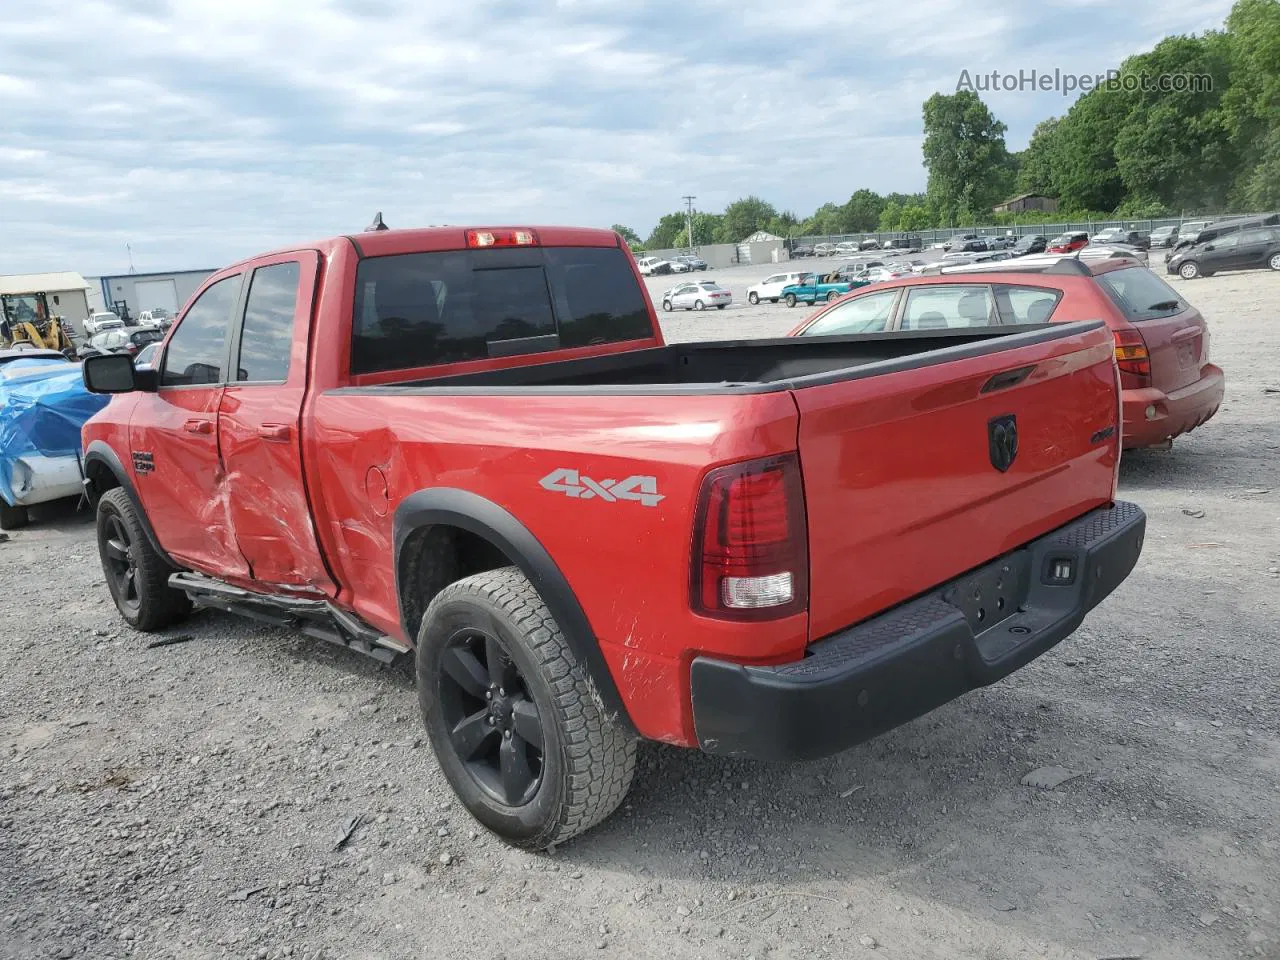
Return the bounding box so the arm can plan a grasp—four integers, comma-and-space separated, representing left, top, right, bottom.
2, 0, 1235, 276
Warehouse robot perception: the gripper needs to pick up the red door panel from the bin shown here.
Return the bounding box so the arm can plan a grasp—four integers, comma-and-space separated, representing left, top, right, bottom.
130, 386, 248, 577
217, 252, 335, 593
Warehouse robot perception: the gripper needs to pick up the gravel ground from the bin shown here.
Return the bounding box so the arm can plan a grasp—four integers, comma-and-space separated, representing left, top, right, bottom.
2, 266, 1278, 960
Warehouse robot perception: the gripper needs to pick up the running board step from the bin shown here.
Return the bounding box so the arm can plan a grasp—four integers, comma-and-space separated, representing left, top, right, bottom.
168, 572, 410, 664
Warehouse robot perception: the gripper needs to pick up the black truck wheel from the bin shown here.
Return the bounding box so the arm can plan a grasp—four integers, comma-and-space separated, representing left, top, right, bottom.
96, 488, 192, 632
0, 500, 29, 531
417, 566, 635, 849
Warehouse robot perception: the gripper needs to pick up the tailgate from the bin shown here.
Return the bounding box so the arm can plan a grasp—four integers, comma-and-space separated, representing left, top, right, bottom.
1133, 308, 1207, 393
793, 322, 1120, 641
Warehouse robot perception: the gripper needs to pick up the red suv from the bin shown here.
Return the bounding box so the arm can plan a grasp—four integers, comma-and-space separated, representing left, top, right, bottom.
788, 256, 1225, 450
1047, 232, 1090, 254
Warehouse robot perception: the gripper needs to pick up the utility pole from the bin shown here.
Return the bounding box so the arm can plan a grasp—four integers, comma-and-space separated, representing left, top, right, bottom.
681, 195, 696, 252
126, 243, 135, 275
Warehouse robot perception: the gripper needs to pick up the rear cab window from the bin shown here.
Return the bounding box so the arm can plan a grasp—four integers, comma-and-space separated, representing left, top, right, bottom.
351, 246, 652, 375
1095, 267, 1188, 322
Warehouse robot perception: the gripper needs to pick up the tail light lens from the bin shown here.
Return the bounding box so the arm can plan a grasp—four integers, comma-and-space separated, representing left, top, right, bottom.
466, 229, 539, 248
1113, 327, 1151, 384
691, 454, 808, 620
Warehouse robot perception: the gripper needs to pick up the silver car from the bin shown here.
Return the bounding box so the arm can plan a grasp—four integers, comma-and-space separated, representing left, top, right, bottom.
660, 280, 733, 311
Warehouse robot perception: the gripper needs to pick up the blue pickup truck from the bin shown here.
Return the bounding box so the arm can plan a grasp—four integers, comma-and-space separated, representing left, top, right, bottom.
780, 272, 866, 307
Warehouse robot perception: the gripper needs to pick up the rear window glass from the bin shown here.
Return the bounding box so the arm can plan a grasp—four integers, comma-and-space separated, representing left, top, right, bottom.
351, 246, 651, 375
997, 285, 1062, 325
1095, 267, 1187, 322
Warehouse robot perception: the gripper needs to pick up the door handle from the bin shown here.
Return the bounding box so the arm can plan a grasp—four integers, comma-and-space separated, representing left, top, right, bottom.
257, 423, 292, 442
183, 419, 214, 435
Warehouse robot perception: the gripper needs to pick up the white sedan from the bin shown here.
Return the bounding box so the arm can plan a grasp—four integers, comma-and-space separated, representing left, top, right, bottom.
660, 280, 733, 311
746, 271, 807, 304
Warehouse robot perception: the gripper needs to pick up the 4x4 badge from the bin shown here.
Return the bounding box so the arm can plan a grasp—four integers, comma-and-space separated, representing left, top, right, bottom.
539, 468, 664, 507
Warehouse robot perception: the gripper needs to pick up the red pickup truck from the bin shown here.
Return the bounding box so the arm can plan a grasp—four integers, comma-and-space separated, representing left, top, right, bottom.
81, 225, 1145, 848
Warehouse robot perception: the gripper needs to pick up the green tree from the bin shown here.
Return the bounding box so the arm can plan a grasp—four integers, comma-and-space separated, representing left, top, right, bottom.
610, 224, 643, 250
645, 212, 688, 250
841, 189, 885, 232
672, 212, 723, 248
921, 90, 1014, 222
877, 200, 903, 232
720, 196, 778, 241
1047, 88, 1128, 212
1223, 0, 1280, 207
1015, 118, 1060, 197
1111, 34, 1236, 211
898, 203, 934, 231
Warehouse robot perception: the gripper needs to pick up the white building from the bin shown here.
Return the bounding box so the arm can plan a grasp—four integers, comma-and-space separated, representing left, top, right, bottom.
0, 272, 92, 330
86, 269, 216, 322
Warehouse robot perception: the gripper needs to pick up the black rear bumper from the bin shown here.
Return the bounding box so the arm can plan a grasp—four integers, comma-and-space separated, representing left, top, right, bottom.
690, 501, 1146, 762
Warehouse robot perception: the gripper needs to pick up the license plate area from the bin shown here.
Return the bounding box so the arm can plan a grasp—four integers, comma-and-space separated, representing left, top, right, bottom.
941, 550, 1031, 635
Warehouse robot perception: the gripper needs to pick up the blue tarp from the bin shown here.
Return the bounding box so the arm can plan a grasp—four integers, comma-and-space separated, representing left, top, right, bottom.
0, 359, 109, 505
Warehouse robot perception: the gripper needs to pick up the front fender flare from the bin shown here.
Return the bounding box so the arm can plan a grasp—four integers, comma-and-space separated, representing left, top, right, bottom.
82, 440, 175, 568
393, 487, 635, 736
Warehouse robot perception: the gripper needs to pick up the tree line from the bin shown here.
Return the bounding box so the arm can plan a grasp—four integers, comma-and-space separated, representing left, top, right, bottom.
620, 0, 1278, 250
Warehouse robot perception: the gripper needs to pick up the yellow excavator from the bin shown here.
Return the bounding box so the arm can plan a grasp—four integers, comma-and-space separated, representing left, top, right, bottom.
1, 292, 76, 355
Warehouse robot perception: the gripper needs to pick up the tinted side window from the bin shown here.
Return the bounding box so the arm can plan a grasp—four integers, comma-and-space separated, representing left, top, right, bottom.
1236, 229, 1272, 244
237, 262, 300, 382
997, 285, 1062, 325
1212, 235, 1239, 250
900, 285, 996, 330
800, 289, 897, 336
161, 275, 240, 386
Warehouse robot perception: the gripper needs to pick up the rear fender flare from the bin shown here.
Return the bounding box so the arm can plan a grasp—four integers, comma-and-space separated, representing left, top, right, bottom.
393, 488, 636, 736
82, 440, 175, 568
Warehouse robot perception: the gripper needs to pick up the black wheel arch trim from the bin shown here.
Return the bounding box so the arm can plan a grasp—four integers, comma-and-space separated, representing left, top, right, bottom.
83, 441, 175, 568
394, 487, 636, 736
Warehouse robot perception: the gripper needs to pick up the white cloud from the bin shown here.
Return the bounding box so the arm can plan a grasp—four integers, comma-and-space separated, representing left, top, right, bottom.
0, 0, 1237, 273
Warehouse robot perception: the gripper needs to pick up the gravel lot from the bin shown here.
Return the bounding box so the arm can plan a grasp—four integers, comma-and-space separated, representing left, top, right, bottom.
2, 266, 1277, 960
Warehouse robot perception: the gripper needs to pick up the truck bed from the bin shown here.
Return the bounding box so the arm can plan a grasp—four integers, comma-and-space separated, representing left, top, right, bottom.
344, 323, 1089, 395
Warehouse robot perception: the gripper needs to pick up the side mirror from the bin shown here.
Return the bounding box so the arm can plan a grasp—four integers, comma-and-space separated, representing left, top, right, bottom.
83, 353, 156, 393
1203, 244, 1215, 251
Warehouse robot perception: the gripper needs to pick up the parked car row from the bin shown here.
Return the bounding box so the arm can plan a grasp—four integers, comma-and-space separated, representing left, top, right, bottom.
637, 255, 709, 276
1163, 214, 1280, 277
810, 237, 923, 257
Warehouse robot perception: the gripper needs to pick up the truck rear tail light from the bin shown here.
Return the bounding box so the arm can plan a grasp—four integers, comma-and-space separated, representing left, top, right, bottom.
691, 454, 808, 620
466, 229, 540, 248
1113, 327, 1151, 382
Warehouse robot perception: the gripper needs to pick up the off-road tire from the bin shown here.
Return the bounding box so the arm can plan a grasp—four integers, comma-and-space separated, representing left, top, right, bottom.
96, 488, 192, 632
0, 500, 29, 531
417, 566, 635, 849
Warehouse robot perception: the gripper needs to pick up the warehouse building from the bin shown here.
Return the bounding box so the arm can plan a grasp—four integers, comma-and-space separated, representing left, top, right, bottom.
0, 272, 92, 328
87, 269, 216, 322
